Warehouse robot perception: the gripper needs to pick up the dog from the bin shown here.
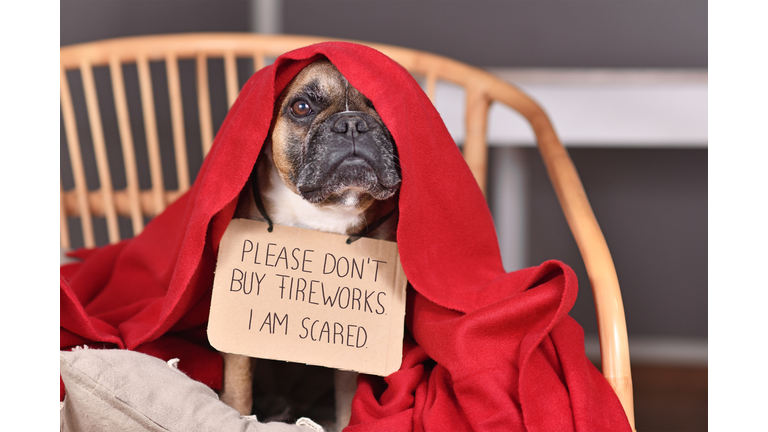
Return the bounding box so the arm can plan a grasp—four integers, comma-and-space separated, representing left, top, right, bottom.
219, 59, 401, 429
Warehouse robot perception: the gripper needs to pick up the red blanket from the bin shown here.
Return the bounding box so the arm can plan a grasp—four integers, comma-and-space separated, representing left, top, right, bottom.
60, 42, 630, 431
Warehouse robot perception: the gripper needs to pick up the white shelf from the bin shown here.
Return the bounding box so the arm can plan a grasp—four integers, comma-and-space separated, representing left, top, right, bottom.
430, 68, 708, 148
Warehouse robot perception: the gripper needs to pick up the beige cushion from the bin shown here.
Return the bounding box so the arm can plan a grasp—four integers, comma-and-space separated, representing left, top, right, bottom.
60, 348, 323, 432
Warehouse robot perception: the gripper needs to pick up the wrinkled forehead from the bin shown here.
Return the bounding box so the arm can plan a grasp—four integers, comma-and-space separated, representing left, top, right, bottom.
283, 60, 346, 101
280, 59, 374, 109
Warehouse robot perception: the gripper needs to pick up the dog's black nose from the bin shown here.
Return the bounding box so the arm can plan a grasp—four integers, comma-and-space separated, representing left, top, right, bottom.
332, 113, 369, 134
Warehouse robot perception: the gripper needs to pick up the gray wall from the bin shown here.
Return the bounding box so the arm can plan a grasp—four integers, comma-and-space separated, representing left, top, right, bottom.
284, 0, 707, 68
61, 0, 251, 45
518, 147, 707, 338
62, 0, 708, 68
61, 0, 707, 341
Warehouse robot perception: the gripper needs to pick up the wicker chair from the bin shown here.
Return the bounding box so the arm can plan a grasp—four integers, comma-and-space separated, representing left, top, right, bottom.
60, 33, 635, 431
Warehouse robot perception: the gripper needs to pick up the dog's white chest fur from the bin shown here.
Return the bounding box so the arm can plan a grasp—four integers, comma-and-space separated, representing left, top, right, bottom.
262, 163, 364, 235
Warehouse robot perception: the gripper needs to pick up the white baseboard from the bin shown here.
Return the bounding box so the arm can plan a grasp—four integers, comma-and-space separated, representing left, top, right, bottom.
430, 68, 708, 148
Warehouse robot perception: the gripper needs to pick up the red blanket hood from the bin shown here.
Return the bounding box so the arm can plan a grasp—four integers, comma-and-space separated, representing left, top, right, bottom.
61, 42, 630, 431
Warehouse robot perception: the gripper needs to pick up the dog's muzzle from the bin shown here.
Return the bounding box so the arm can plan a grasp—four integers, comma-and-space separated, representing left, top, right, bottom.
296, 111, 401, 204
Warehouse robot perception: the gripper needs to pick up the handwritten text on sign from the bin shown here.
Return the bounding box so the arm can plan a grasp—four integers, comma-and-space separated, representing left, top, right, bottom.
207, 219, 407, 376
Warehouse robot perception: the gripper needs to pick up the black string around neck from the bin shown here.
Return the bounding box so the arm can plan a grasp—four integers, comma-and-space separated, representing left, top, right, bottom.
345, 208, 396, 244
251, 174, 274, 232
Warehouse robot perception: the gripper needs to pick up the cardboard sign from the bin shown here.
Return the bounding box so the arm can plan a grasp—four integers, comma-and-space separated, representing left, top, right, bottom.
208, 218, 407, 376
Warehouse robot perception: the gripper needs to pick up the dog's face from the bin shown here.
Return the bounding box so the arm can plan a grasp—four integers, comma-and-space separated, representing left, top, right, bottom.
269, 60, 401, 211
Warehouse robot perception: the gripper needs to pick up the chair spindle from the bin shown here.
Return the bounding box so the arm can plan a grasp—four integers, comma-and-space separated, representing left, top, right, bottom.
463, 88, 490, 195
224, 51, 239, 108
60, 66, 96, 248
166, 52, 191, 193
196, 52, 214, 156
137, 53, 167, 216
109, 56, 145, 236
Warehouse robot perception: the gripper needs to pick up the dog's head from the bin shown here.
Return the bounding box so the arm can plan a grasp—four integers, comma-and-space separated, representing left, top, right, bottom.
268, 60, 401, 211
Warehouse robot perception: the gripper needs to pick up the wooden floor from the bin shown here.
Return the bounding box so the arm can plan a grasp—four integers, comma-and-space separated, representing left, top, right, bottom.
630, 364, 708, 432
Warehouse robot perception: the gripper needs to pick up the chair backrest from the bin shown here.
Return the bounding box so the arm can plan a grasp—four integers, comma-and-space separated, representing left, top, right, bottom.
60, 33, 635, 431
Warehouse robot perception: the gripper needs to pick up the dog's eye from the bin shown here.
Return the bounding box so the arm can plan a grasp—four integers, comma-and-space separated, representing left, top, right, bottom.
290, 100, 313, 117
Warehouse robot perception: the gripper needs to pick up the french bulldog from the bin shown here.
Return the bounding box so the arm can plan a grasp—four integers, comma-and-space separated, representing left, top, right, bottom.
219, 59, 401, 429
